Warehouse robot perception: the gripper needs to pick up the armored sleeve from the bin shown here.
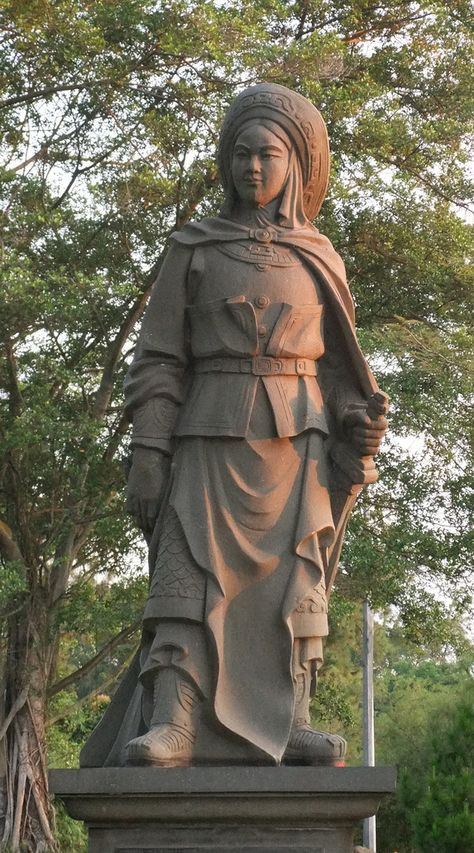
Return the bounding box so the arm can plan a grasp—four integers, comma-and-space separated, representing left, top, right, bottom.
123, 242, 193, 454
318, 296, 367, 436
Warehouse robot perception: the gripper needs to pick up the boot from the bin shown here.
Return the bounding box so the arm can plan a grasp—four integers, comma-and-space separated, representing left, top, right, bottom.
126, 668, 201, 766
284, 666, 347, 767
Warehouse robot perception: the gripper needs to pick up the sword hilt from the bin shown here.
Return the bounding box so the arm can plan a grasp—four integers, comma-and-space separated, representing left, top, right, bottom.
366, 390, 389, 421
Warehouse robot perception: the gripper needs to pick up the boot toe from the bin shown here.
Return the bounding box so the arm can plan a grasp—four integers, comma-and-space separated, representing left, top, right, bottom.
126, 724, 194, 767
285, 724, 347, 766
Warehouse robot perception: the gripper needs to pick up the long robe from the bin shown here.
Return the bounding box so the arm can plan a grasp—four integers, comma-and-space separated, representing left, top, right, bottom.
80, 217, 381, 767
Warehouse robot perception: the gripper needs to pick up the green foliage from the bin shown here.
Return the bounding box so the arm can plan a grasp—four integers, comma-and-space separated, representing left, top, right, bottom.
56, 575, 147, 639
314, 674, 356, 730
375, 630, 474, 852
311, 597, 362, 752
54, 801, 87, 853
0, 559, 27, 611
0, 3, 472, 849
412, 682, 474, 853
0, 0, 471, 638
48, 693, 111, 767
311, 608, 474, 851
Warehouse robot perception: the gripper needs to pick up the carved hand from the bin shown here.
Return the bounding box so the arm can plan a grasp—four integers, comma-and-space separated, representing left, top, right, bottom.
126, 447, 171, 532
344, 409, 388, 457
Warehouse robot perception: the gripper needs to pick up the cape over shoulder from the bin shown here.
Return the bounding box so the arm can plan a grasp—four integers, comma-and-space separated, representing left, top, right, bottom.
171, 217, 352, 321
170, 217, 379, 400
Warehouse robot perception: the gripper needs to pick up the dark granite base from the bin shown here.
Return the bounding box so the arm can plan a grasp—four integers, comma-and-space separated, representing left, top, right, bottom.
50, 766, 395, 853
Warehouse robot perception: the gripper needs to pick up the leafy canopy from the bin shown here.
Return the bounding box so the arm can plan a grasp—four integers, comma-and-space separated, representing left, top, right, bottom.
0, 0, 472, 746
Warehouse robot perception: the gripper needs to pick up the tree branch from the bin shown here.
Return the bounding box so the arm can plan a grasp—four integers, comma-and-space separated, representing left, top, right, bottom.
379, 154, 474, 214
103, 411, 130, 464
91, 288, 154, 420
0, 82, 102, 110
0, 520, 25, 567
342, 13, 430, 44
47, 645, 139, 724
4, 338, 24, 417
48, 621, 140, 697
10, 145, 49, 173
175, 163, 219, 230
0, 687, 29, 744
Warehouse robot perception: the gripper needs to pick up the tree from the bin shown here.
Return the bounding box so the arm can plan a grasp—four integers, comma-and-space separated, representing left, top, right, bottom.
374, 635, 474, 853
412, 680, 474, 853
0, 1, 472, 849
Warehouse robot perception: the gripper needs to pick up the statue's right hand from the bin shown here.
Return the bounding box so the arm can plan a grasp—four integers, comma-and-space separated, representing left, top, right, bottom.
126, 447, 171, 533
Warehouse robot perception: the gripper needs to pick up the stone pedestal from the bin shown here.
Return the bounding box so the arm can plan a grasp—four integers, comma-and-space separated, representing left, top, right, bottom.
50, 766, 395, 853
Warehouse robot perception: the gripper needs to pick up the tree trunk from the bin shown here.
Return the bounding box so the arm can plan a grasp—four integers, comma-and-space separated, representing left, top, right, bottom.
1, 599, 58, 852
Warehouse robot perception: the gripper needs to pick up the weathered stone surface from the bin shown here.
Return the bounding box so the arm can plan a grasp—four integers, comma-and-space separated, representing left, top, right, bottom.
81, 82, 389, 772
51, 766, 395, 853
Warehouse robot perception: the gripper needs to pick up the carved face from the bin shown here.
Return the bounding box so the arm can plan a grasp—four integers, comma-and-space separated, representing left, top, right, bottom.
231, 124, 289, 208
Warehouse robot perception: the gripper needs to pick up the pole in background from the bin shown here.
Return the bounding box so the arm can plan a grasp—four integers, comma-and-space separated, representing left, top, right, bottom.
363, 598, 376, 851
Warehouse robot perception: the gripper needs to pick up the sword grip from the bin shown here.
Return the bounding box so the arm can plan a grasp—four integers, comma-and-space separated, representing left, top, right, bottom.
366, 390, 389, 420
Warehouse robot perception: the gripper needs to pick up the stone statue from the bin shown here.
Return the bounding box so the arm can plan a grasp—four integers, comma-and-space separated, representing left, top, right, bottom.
80, 83, 388, 771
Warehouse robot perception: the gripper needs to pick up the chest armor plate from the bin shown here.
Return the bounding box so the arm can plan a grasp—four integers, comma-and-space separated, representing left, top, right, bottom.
187, 243, 324, 360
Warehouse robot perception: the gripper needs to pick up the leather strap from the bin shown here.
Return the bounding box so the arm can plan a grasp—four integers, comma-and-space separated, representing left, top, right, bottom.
194, 355, 317, 377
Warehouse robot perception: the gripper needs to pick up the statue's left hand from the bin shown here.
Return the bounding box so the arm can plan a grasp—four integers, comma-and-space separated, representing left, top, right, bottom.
344, 409, 388, 457
126, 447, 171, 532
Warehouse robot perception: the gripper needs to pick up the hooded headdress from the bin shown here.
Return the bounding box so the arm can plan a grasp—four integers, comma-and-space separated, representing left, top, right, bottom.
217, 82, 330, 222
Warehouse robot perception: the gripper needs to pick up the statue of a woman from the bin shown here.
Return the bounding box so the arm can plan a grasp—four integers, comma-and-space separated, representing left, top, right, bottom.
81, 83, 387, 770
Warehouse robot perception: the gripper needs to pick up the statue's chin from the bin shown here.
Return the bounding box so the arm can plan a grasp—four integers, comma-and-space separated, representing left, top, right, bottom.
237, 191, 264, 207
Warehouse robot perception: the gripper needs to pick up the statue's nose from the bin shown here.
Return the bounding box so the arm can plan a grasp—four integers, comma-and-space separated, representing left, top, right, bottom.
247, 155, 261, 174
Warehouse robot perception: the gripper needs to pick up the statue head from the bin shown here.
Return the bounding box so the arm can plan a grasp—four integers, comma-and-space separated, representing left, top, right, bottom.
231, 121, 291, 209
218, 83, 330, 225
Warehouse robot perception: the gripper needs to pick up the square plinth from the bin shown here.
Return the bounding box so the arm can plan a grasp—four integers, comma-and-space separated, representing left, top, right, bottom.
50, 766, 396, 853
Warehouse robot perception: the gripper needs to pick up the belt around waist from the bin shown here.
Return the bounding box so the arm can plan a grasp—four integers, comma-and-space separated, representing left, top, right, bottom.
194, 356, 317, 377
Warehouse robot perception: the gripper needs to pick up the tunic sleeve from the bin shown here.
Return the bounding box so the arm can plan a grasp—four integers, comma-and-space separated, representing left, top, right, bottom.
318, 298, 367, 435
123, 242, 193, 454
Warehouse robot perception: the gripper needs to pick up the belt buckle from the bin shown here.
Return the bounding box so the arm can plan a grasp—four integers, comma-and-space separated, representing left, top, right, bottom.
252, 356, 273, 375
296, 359, 307, 375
